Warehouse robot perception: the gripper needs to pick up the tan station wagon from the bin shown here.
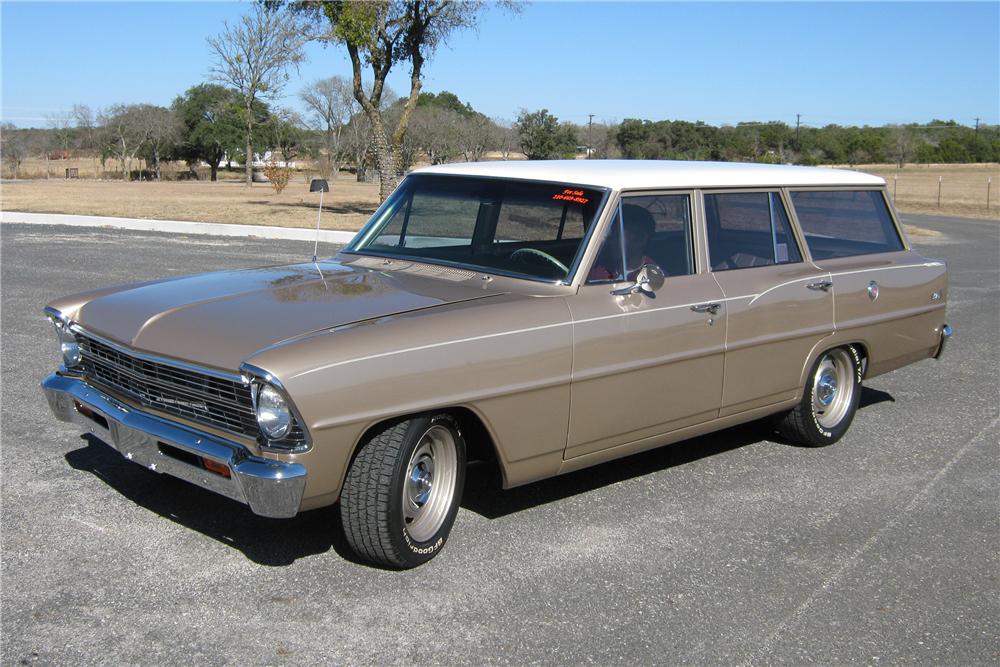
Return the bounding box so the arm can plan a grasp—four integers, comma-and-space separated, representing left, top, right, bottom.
42, 160, 952, 568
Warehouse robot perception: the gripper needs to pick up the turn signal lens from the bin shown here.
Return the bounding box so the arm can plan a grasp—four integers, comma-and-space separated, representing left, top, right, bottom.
202, 458, 232, 478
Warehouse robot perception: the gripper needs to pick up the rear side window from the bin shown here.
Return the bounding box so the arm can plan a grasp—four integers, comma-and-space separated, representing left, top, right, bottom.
790, 190, 904, 260
705, 192, 802, 271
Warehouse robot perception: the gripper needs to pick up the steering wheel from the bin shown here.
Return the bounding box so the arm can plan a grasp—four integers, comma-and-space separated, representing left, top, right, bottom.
509, 248, 569, 276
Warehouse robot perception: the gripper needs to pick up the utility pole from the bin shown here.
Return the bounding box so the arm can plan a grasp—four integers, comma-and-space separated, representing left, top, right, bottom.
795, 113, 801, 150
588, 114, 595, 159
974, 117, 980, 136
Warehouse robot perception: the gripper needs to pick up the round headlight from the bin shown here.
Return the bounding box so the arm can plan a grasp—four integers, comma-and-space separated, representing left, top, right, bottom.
255, 384, 291, 440
50, 316, 82, 368
61, 339, 82, 367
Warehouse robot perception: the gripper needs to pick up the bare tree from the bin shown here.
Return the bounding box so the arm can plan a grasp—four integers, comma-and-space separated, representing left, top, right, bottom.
38, 118, 58, 178
408, 106, 461, 165
458, 114, 496, 162
137, 105, 179, 180
99, 104, 147, 181
208, 5, 304, 185
46, 113, 74, 172
589, 120, 621, 159
300, 75, 355, 179
493, 119, 518, 160
267, 108, 305, 163
889, 125, 915, 168
1, 123, 26, 179
343, 111, 373, 182
72, 105, 102, 177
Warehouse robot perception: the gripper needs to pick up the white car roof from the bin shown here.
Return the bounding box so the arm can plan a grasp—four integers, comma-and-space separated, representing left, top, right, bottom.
412, 159, 885, 190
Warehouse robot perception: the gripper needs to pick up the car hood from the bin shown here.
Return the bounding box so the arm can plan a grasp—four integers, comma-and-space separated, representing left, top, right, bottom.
74, 258, 503, 372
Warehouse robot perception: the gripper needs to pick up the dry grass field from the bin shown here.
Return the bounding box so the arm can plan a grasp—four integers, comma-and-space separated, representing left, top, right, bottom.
3, 161, 996, 233
844, 163, 999, 220
1, 175, 381, 230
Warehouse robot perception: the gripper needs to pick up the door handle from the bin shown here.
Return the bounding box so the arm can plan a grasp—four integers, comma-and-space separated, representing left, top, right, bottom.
806, 280, 833, 292
691, 303, 721, 314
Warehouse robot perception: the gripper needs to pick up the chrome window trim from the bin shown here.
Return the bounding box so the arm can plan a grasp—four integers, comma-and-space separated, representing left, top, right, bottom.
343, 173, 612, 286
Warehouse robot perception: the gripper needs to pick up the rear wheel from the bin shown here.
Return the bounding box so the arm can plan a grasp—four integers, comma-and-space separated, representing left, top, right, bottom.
340, 414, 466, 568
776, 346, 862, 446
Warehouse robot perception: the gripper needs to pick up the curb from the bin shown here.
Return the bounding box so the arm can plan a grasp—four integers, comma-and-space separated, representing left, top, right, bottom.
0, 211, 359, 244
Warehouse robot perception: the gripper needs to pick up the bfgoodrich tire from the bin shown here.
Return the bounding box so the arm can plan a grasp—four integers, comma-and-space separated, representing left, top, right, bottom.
776, 346, 862, 447
340, 414, 466, 568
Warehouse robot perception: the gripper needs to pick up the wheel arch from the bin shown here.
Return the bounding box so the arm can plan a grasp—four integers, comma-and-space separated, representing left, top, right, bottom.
797, 337, 870, 398
343, 405, 509, 494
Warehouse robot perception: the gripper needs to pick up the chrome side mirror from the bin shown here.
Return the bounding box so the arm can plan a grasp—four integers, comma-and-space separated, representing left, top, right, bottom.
610, 264, 665, 298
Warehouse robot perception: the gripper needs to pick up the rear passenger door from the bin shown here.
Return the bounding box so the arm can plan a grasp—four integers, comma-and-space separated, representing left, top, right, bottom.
704, 190, 835, 416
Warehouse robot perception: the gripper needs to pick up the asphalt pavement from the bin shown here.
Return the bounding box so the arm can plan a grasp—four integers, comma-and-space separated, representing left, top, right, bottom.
1, 215, 997, 665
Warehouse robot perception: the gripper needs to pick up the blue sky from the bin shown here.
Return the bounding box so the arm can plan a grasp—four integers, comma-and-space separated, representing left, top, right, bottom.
2, 1, 997, 128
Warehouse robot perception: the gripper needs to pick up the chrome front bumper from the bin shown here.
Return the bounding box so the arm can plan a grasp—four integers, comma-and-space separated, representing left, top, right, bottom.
934, 323, 953, 360
42, 373, 306, 518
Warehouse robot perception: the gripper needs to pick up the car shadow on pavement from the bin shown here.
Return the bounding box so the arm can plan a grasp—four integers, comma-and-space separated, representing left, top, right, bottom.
859, 386, 895, 409
461, 418, 776, 520
461, 386, 896, 520
64, 434, 367, 568
64, 387, 894, 565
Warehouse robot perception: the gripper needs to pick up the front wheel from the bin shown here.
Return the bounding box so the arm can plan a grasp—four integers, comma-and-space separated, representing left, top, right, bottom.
341, 414, 466, 568
776, 346, 862, 447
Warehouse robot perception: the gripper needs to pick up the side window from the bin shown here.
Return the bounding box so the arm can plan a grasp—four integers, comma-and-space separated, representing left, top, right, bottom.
705, 192, 802, 271
588, 194, 693, 283
790, 190, 904, 260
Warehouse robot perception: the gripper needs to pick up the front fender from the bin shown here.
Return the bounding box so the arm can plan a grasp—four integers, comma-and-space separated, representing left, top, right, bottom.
247, 294, 574, 508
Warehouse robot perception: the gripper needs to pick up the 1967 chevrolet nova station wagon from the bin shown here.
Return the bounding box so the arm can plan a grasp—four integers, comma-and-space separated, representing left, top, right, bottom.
42, 160, 951, 567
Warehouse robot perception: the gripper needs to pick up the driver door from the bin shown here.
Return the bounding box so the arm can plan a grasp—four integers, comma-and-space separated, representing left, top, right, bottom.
565, 192, 727, 459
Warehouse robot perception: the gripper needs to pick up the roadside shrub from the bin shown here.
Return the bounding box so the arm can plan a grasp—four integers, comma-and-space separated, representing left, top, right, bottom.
262, 163, 292, 194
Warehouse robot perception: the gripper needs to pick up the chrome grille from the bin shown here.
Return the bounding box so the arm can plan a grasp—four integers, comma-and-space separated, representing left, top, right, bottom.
75, 333, 306, 446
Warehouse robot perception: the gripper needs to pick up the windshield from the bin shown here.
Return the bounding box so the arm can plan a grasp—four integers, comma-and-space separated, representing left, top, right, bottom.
347, 175, 607, 282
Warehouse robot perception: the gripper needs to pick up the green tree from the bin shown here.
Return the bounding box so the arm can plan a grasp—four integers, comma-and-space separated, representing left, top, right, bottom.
417, 90, 476, 117
283, 0, 516, 201
173, 84, 242, 181
517, 109, 578, 160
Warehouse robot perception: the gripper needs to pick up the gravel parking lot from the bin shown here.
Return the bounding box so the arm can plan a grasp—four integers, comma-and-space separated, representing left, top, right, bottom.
2, 215, 997, 665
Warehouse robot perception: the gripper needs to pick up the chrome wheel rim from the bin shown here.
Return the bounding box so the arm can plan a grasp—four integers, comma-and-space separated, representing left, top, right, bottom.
812, 349, 855, 429
402, 425, 458, 543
